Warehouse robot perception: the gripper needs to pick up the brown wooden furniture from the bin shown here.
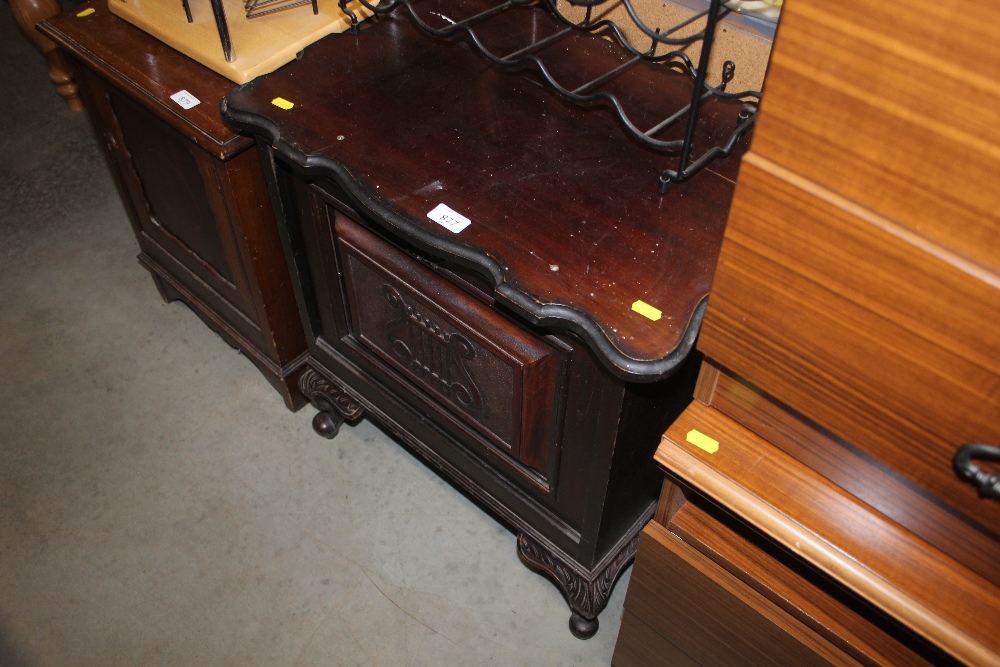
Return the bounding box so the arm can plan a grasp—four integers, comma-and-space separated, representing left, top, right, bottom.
614, 0, 1000, 663
9, 0, 81, 110
40, 2, 309, 410
221, 0, 753, 636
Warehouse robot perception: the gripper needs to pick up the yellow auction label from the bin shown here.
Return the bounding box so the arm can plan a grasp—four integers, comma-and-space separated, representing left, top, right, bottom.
631, 300, 662, 321
686, 429, 719, 454
77, 7, 96, 16
271, 97, 295, 110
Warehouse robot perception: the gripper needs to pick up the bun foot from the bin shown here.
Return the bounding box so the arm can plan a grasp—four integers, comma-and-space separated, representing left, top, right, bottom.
299, 369, 363, 440
312, 410, 343, 439
569, 612, 599, 639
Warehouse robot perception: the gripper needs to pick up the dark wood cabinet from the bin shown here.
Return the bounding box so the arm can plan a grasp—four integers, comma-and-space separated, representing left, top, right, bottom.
40, 3, 308, 409
221, 0, 749, 636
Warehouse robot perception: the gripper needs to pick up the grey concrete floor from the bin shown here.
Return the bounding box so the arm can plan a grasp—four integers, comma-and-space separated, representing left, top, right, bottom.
0, 10, 630, 667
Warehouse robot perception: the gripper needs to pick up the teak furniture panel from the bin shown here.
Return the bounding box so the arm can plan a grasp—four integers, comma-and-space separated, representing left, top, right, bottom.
614, 480, 957, 667
697, 360, 1000, 587
619, 522, 853, 666
615, 0, 1000, 662
659, 401, 1000, 665
751, 0, 1000, 274
700, 154, 1000, 535
667, 494, 942, 666
40, 3, 307, 409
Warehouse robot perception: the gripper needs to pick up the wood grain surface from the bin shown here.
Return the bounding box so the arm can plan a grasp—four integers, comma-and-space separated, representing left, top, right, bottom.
752, 0, 1000, 275
659, 401, 1000, 666
39, 1, 250, 157
700, 154, 1000, 537
223, 0, 752, 380
670, 492, 951, 666
697, 360, 1000, 589
620, 520, 853, 666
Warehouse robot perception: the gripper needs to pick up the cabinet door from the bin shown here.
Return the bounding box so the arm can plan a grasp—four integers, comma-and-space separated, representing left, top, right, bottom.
95, 79, 259, 329
333, 213, 565, 487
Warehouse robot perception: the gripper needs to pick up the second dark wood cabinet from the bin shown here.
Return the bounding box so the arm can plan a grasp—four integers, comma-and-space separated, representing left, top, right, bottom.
40, 3, 308, 409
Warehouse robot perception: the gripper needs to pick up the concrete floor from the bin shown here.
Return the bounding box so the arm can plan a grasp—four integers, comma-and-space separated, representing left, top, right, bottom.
0, 12, 629, 667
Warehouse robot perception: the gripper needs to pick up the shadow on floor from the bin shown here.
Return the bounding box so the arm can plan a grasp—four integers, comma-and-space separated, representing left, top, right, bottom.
0, 627, 34, 667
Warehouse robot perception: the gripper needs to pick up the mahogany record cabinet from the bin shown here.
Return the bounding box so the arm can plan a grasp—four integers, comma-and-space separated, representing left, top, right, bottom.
222, 0, 759, 636
39, 3, 309, 410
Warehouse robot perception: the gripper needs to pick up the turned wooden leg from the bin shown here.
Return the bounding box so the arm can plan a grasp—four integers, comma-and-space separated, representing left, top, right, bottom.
9, 0, 84, 110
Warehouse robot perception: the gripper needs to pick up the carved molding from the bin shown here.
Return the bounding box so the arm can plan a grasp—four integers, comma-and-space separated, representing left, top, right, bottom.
517, 532, 640, 620
382, 283, 484, 412
299, 367, 364, 420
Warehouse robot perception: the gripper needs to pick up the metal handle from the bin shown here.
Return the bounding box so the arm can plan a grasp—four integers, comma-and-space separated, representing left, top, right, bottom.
953, 443, 1000, 501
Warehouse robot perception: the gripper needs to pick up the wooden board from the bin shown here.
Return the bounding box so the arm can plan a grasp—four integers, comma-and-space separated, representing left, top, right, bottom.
108, 0, 373, 83
699, 154, 1000, 538
659, 401, 1000, 666
751, 0, 1000, 276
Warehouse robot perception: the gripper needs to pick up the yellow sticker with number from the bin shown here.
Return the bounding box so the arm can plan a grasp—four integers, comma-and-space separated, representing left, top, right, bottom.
686, 429, 719, 454
77, 7, 96, 16
271, 97, 295, 110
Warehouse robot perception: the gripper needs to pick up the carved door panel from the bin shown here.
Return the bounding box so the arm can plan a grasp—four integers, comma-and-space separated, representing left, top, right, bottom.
334, 213, 564, 485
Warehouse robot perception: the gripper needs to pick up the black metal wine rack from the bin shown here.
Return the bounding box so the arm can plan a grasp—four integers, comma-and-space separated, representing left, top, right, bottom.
338, 0, 762, 193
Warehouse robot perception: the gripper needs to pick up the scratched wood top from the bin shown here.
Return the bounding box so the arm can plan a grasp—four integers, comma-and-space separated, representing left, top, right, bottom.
224, 0, 749, 380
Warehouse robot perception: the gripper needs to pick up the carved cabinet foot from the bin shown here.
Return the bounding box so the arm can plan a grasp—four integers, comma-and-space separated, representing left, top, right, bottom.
311, 410, 344, 439
299, 368, 363, 439
516, 531, 639, 639
568, 612, 600, 640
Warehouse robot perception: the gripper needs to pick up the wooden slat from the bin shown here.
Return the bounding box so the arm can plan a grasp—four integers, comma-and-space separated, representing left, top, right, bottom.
659, 401, 1000, 666
670, 494, 946, 666
752, 0, 1000, 274
699, 154, 1000, 536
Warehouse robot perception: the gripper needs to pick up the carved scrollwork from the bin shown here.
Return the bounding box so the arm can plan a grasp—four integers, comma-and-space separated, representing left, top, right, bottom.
382, 284, 484, 412
298, 368, 364, 420
516, 532, 639, 621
